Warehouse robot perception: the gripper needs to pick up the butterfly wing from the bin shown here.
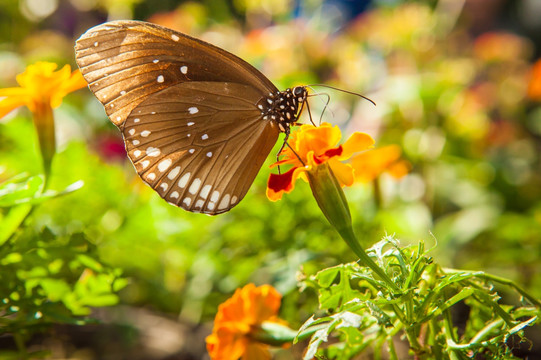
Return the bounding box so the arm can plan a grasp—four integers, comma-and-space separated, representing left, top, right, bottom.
75, 20, 277, 127
75, 20, 281, 214
124, 81, 279, 214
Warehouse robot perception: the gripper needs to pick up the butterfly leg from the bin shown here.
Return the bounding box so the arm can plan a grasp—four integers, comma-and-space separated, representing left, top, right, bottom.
275, 127, 305, 174
305, 100, 316, 126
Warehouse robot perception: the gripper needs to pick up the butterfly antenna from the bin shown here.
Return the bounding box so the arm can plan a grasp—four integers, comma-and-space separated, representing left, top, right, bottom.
307, 84, 376, 106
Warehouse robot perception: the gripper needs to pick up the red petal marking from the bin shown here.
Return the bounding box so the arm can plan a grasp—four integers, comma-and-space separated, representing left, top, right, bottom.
314, 146, 343, 165
268, 167, 297, 192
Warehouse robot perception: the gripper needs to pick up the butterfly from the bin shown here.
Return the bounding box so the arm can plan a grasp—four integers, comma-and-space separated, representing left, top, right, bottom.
75, 20, 308, 215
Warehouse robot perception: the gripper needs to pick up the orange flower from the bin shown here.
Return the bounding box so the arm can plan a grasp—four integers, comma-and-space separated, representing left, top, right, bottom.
351, 145, 409, 183
528, 58, 541, 101
0, 61, 87, 119
267, 122, 374, 201
473, 32, 530, 63
206, 284, 285, 360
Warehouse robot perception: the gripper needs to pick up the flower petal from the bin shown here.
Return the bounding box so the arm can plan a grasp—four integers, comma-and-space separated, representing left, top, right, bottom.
352, 145, 409, 182
266, 166, 307, 201
64, 69, 88, 94
328, 158, 355, 187
242, 342, 272, 360
297, 123, 341, 158
0, 95, 29, 119
206, 325, 248, 360
339, 132, 375, 160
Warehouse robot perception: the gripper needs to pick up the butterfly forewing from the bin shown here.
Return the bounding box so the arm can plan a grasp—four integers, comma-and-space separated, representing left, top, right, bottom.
124, 82, 279, 214
75, 20, 278, 127
75, 20, 289, 214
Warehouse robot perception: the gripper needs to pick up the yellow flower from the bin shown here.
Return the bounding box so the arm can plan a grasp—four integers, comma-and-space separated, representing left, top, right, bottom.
0, 61, 87, 179
0, 61, 87, 118
206, 284, 285, 360
266, 122, 374, 201
352, 145, 410, 183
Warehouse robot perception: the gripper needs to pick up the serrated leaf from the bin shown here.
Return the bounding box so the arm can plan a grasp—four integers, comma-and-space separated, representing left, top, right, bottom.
304, 327, 330, 360
333, 311, 363, 329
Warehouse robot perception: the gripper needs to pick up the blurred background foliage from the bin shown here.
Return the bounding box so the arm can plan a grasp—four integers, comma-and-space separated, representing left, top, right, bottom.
1, 0, 541, 358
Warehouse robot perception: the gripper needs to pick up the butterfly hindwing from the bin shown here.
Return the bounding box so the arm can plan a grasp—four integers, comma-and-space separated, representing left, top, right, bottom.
123, 82, 279, 214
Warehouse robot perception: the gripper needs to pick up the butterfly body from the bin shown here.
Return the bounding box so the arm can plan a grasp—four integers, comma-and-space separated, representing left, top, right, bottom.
75, 20, 306, 214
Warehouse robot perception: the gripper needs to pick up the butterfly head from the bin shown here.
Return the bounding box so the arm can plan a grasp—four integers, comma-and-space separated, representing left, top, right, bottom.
258, 86, 308, 133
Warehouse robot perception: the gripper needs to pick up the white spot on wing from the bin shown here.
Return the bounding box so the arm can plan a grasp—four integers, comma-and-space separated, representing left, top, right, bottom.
201, 134, 208, 140
146, 147, 161, 157
206, 152, 212, 158
160, 183, 168, 191
134, 150, 141, 157
147, 173, 156, 181
133, 140, 140, 145
189, 178, 201, 195
218, 194, 231, 210
189, 149, 195, 154
158, 158, 172, 172
231, 196, 238, 204
183, 197, 191, 206
141, 130, 151, 137
157, 75, 164, 83
120, 91, 126, 95
134, 118, 140, 123
210, 191, 220, 203
171, 191, 179, 199
141, 160, 150, 169
207, 202, 215, 211
200, 185, 211, 199
153, 59, 159, 63
178, 173, 190, 188
172, 34, 180, 41
94, 42, 98, 47
187, 122, 194, 126
168, 166, 180, 180
129, 129, 135, 135
195, 199, 204, 208
188, 107, 199, 114
180, 66, 188, 74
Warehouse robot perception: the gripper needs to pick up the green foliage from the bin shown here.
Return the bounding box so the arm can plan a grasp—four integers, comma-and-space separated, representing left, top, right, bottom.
0, 157, 127, 352
299, 236, 540, 359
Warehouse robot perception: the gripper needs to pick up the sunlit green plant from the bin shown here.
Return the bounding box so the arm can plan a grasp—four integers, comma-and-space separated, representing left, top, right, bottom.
204, 122, 540, 360
0, 62, 127, 358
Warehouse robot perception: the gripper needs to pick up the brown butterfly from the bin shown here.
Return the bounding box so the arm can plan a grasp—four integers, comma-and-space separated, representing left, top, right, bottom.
75, 20, 308, 214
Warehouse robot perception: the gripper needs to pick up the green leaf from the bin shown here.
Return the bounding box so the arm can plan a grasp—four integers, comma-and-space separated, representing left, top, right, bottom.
0, 204, 32, 246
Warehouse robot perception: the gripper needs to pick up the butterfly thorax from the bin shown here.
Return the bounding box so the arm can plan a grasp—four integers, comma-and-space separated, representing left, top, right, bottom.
257, 86, 308, 133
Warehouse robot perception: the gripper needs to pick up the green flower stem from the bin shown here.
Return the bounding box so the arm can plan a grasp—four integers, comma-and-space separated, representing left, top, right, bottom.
33, 101, 55, 188
443, 268, 541, 308
307, 163, 399, 293
255, 321, 326, 346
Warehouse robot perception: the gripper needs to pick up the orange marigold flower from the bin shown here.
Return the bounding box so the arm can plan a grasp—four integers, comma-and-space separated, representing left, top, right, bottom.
0, 61, 87, 119
206, 284, 284, 360
266, 122, 374, 201
351, 145, 410, 183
